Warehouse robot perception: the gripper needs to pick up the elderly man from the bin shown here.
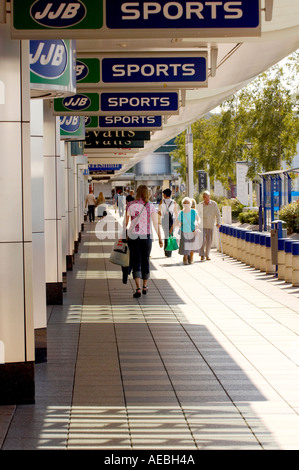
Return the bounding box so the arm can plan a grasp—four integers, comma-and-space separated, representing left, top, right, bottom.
198, 191, 221, 260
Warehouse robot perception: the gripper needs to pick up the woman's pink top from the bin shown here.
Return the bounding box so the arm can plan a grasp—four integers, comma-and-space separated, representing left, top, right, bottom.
127, 199, 155, 236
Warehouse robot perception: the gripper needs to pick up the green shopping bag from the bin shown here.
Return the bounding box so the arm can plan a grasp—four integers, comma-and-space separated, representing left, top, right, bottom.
166, 235, 179, 251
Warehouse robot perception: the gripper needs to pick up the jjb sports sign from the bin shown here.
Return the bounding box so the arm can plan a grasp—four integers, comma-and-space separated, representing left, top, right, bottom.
11, 0, 261, 39
77, 52, 207, 89
53, 91, 179, 116
85, 115, 163, 131
30, 39, 76, 98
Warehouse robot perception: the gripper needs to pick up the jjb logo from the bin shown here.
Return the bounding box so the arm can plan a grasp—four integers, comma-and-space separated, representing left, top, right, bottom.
63, 94, 91, 110
60, 116, 81, 133
30, 0, 87, 28
76, 60, 89, 81
30, 40, 67, 78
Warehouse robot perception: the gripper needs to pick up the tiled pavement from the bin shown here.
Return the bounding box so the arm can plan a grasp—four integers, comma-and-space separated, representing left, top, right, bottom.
1, 209, 299, 450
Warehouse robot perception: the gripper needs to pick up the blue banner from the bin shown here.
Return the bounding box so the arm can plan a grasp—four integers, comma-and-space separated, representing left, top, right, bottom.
89, 164, 122, 171
100, 92, 178, 113
98, 115, 162, 128
102, 56, 206, 83
106, 0, 260, 30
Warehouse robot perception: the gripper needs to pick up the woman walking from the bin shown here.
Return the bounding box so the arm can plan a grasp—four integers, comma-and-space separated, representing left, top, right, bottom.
126, 185, 163, 298
177, 197, 201, 265
96, 191, 107, 219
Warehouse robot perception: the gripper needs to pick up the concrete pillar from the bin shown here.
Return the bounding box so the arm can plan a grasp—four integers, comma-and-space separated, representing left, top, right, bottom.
43, 102, 63, 304
0, 24, 35, 404
66, 144, 75, 270
60, 141, 67, 291
30, 99, 47, 362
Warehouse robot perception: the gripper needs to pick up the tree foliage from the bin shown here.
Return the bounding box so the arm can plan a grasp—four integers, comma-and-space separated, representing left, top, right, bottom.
171, 51, 299, 187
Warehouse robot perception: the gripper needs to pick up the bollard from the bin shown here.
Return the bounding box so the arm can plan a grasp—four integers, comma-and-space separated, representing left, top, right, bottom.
292, 242, 299, 287
284, 240, 293, 283
249, 232, 257, 267
224, 225, 230, 256
240, 229, 248, 263
232, 228, 238, 259
254, 233, 261, 270
277, 238, 287, 280
227, 227, 233, 256
220, 225, 227, 255
245, 231, 251, 265
218, 225, 224, 255
236, 228, 243, 261
265, 235, 276, 274
259, 234, 266, 272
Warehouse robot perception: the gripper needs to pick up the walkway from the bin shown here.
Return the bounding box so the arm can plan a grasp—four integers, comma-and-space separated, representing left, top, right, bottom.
1, 210, 299, 450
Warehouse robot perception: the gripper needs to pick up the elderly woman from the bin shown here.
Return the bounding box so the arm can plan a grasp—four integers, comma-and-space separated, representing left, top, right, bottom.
126, 185, 163, 298
176, 197, 201, 265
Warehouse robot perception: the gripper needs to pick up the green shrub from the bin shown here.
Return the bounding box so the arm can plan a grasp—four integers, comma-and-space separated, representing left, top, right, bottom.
279, 201, 299, 234
231, 200, 246, 219
238, 210, 259, 225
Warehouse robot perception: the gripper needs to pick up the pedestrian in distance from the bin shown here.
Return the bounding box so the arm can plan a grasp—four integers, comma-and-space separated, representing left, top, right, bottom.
85, 190, 96, 222
96, 192, 107, 219
117, 191, 126, 217
126, 185, 163, 298
176, 197, 201, 265
198, 190, 221, 261
158, 188, 179, 257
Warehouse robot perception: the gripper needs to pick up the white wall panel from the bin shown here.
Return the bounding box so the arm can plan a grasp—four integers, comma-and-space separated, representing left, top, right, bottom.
0, 122, 23, 242
0, 244, 25, 363
32, 233, 46, 330
44, 156, 57, 220
30, 100, 43, 137
31, 137, 45, 233
44, 219, 62, 283
23, 242, 34, 361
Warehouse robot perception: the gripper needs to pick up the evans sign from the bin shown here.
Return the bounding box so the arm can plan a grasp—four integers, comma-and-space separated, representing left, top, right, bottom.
86, 130, 151, 140
85, 138, 145, 149
11, 0, 260, 39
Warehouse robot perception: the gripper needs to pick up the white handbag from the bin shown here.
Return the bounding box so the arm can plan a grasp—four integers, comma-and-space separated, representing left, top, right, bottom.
109, 239, 130, 267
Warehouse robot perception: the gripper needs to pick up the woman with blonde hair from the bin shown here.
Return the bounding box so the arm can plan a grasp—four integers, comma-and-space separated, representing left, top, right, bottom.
97, 192, 105, 205
176, 196, 201, 265
126, 185, 163, 298
96, 192, 107, 219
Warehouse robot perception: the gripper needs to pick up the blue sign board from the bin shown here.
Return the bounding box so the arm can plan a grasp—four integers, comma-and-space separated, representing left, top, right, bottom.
60, 116, 85, 140
89, 164, 122, 172
101, 55, 206, 85
60, 116, 82, 133
86, 115, 163, 130
100, 91, 179, 115
30, 40, 68, 79
12, 0, 261, 39
30, 39, 76, 97
106, 0, 260, 31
